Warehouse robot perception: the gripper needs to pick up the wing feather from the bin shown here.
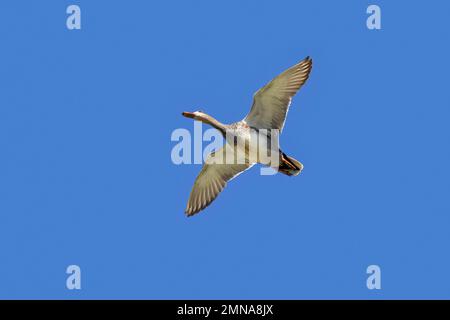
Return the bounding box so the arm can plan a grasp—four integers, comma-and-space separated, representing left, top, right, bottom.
185, 146, 253, 216
244, 57, 312, 131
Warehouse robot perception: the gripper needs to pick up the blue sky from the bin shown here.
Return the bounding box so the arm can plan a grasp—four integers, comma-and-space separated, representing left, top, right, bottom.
0, 0, 449, 299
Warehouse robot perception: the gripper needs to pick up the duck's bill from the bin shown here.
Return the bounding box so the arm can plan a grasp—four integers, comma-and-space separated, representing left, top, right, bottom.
182, 111, 195, 119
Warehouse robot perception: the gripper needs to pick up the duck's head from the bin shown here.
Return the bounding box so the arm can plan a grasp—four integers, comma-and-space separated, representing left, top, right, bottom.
182, 110, 206, 120
181, 110, 226, 136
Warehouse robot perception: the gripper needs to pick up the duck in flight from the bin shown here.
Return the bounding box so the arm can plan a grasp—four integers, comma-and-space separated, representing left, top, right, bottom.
182, 56, 313, 216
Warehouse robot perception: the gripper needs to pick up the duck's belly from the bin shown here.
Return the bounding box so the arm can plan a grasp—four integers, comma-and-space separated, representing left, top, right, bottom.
225, 127, 280, 165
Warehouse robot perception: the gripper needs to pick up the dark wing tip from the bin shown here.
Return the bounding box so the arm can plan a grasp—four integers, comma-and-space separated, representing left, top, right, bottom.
185, 207, 197, 217
303, 56, 313, 66
185, 204, 204, 217
296, 56, 312, 73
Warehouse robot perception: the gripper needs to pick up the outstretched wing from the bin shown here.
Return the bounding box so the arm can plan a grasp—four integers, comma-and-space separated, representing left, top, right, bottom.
185, 146, 253, 216
244, 57, 312, 131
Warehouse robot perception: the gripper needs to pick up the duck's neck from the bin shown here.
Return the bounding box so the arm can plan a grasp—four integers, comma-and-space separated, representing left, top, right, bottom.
197, 113, 227, 135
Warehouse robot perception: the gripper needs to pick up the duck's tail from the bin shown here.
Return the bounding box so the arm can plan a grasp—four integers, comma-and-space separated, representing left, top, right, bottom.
278, 152, 303, 176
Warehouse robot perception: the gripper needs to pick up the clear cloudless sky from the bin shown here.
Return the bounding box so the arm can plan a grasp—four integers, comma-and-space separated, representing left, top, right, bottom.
0, 0, 449, 299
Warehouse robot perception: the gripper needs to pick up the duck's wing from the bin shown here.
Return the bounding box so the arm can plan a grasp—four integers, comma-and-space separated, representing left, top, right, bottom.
185, 146, 253, 216
244, 56, 312, 132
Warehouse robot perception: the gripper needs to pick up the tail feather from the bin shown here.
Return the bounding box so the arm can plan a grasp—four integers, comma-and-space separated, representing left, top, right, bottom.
278, 152, 303, 176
